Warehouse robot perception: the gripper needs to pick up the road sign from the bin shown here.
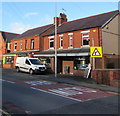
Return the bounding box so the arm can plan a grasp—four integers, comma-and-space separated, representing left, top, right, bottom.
90, 47, 102, 57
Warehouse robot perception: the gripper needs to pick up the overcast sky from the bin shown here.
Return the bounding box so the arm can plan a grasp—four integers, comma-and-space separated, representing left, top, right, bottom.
1, 1, 119, 34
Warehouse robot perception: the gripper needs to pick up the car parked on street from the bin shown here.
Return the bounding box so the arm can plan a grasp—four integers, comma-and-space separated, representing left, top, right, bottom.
16, 57, 46, 74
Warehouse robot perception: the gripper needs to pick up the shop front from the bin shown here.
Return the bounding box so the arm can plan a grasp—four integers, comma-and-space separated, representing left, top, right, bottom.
34, 47, 90, 76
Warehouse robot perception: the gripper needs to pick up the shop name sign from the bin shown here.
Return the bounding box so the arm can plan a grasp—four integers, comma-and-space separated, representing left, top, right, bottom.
0, 54, 16, 56
90, 47, 102, 57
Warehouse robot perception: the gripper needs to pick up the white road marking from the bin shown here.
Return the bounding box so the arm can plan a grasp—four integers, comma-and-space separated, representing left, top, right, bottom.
30, 87, 82, 102
0, 79, 15, 84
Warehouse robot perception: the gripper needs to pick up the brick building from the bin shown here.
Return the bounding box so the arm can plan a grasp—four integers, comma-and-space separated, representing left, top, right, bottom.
34, 10, 120, 76
0, 31, 19, 66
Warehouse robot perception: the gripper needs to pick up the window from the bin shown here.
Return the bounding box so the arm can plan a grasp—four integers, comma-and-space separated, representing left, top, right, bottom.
31, 39, 34, 49
14, 43, 17, 51
25, 40, 27, 50
49, 38, 54, 49
82, 32, 90, 46
25, 59, 31, 65
74, 57, 90, 70
60, 36, 63, 48
20, 41, 22, 50
68, 33, 73, 48
69, 35, 73, 47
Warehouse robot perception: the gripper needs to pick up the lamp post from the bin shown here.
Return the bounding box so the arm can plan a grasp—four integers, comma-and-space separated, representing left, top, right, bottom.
55, 2, 57, 77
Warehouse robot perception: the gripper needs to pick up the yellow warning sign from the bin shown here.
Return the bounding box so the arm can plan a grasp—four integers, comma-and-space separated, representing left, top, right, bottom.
90, 47, 102, 57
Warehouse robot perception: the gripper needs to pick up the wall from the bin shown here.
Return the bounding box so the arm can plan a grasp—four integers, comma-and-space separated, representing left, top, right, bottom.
43, 27, 101, 51
62, 60, 74, 74
102, 15, 120, 55
11, 35, 40, 53
0, 33, 6, 60
92, 69, 120, 87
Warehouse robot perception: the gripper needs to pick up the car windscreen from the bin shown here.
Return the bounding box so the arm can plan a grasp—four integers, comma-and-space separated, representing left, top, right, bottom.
29, 59, 43, 65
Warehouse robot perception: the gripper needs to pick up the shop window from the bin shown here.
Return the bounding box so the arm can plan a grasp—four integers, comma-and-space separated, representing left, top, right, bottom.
74, 57, 90, 70
6, 56, 14, 64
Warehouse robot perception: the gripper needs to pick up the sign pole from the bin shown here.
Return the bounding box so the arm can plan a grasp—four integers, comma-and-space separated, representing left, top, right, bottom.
92, 38, 95, 70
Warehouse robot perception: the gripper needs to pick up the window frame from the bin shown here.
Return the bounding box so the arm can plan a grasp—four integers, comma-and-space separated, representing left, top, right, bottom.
20, 40, 22, 51
49, 37, 54, 49
60, 36, 63, 48
68, 33, 73, 48
81, 30, 90, 46
31, 39, 34, 49
14, 42, 17, 51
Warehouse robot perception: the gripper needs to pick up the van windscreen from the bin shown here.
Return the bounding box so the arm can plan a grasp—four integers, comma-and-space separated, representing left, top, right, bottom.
29, 59, 43, 65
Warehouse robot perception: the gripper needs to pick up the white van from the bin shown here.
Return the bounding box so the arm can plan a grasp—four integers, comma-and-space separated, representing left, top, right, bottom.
15, 57, 46, 74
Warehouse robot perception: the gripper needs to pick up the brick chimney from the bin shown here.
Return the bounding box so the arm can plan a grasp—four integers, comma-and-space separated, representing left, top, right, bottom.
54, 13, 67, 26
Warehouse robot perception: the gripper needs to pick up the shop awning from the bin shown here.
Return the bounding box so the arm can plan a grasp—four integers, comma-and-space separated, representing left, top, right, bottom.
34, 47, 90, 57
10, 50, 39, 55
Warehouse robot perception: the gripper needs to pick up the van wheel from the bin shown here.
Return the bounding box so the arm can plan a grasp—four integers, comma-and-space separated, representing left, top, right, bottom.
29, 69, 34, 75
16, 67, 20, 72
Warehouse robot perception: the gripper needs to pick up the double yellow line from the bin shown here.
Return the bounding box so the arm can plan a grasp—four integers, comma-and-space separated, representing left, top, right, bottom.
0, 109, 11, 116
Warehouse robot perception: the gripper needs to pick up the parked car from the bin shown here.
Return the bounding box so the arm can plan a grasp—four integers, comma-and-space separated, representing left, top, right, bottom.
15, 57, 46, 74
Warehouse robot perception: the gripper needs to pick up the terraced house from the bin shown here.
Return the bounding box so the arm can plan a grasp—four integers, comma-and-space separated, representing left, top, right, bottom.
0, 31, 19, 67
2, 10, 119, 86
34, 10, 120, 79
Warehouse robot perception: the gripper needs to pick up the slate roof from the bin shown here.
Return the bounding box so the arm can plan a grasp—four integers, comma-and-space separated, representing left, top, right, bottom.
0, 31, 19, 42
14, 24, 54, 40
45, 10, 119, 36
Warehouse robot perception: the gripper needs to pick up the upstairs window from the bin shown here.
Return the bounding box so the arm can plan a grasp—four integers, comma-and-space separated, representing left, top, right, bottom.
20, 41, 22, 50
14, 42, 17, 51
49, 38, 54, 49
31, 39, 34, 49
82, 32, 90, 46
68, 33, 73, 48
60, 36, 63, 48
25, 40, 27, 50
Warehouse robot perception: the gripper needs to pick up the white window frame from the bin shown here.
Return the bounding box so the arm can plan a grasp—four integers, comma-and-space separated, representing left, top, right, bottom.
49, 37, 54, 49
59, 34, 63, 49
20, 41, 22, 50
81, 30, 90, 46
31, 39, 34, 49
14, 42, 17, 51
68, 33, 73, 48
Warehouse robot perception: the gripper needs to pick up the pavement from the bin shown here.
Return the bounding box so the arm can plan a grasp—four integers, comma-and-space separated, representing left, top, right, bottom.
37, 73, 120, 93
1, 68, 119, 93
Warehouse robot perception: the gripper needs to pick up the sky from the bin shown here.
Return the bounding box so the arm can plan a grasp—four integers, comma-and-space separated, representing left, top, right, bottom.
1, 1, 119, 34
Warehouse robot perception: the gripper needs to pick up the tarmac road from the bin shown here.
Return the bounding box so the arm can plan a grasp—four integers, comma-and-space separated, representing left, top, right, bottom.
1, 68, 119, 115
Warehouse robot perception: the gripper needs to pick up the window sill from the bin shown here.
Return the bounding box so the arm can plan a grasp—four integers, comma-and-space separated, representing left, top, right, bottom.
68, 47, 73, 49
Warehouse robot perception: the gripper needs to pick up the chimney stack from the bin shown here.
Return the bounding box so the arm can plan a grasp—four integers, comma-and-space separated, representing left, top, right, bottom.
54, 13, 67, 26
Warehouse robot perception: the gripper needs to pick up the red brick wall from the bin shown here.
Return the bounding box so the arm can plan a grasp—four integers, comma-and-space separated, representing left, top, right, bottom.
43, 27, 101, 50
92, 69, 120, 87
11, 35, 40, 52
0, 37, 7, 60
62, 61, 74, 74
